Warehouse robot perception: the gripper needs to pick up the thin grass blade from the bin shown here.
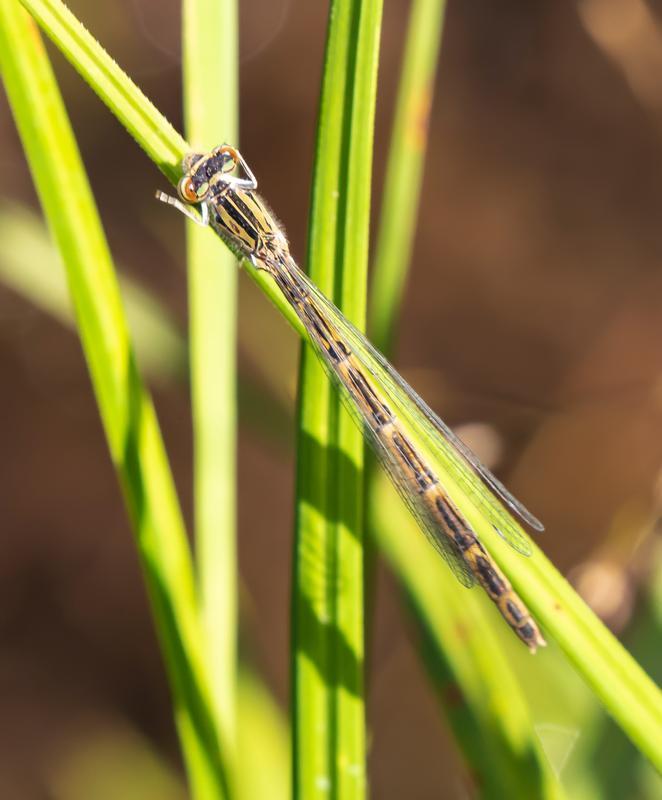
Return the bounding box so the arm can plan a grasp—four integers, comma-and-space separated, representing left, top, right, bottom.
291, 0, 383, 797
0, 4, 228, 796
15, 0, 662, 771
182, 0, 239, 777
369, 0, 447, 354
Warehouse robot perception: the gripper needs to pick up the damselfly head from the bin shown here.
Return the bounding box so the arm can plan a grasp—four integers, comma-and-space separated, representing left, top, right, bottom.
178, 146, 237, 205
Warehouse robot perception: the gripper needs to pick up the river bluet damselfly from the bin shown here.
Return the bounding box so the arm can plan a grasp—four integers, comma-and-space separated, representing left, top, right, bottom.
157, 145, 546, 651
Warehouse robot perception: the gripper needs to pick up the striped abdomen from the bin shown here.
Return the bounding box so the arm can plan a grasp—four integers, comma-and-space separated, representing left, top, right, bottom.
420, 487, 545, 650
265, 256, 545, 651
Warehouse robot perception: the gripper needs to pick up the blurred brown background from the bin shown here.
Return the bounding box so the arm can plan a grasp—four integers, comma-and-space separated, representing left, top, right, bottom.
1, 0, 662, 797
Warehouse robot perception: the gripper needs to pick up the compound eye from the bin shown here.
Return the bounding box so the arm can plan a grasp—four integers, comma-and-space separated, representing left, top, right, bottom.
178, 176, 199, 203
218, 145, 239, 172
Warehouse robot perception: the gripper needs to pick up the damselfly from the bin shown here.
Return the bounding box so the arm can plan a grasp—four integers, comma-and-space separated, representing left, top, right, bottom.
157, 145, 546, 652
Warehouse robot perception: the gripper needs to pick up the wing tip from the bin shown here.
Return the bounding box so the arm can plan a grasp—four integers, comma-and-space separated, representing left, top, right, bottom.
513, 502, 545, 533
525, 513, 545, 533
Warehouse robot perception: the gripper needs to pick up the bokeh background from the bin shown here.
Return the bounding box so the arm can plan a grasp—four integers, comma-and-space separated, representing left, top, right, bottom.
1, 0, 662, 797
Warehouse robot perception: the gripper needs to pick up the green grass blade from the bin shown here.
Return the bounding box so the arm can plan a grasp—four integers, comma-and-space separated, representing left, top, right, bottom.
0, 4, 227, 797
530, 576, 662, 800
362, 0, 447, 639
16, 0, 662, 773
369, 0, 447, 353
475, 516, 662, 772
182, 0, 239, 773
291, 1, 383, 797
575, 559, 662, 797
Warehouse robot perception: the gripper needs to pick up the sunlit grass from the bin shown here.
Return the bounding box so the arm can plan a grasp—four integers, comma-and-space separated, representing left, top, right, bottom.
2, 0, 661, 795
182, 0, 239, 781
290, 0, 382, 796
0, 2, 228, 796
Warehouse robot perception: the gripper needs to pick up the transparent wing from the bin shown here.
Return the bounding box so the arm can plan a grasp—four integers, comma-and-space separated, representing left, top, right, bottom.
278, 257, 542, 557
260, 252, 477, 586
265, 259, 476, 587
